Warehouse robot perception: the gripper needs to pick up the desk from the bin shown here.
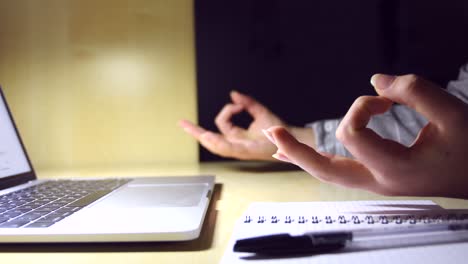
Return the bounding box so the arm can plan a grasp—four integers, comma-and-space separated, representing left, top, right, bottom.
1, 161, 467, 263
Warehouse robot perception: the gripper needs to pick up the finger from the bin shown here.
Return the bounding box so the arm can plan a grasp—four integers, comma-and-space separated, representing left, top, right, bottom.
268, 126, 375, 189
179, 120, 251, 159
340, 96, 393, 130
336, 96, 408, 171
178, 119, 207, 140
230, 90, 268, 117
198, 131, 234, 157
214, 103, 246, 136
199, 132, 250, 160
370, 74, 466, 127
179, 120, 230, 154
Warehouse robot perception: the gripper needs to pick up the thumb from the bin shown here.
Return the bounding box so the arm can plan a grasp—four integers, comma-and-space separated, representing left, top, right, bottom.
370, 74, 465, 126
230, 90, 267, 117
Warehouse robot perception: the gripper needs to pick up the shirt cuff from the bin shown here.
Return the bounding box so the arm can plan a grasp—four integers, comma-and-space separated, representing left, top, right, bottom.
306, 118, 352, 158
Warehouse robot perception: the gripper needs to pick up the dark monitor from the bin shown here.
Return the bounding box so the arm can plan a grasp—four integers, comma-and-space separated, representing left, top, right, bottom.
194, 0, 468, 161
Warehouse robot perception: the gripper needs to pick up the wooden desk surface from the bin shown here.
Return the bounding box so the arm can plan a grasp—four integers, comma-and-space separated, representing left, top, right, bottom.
2, 161, 467, 263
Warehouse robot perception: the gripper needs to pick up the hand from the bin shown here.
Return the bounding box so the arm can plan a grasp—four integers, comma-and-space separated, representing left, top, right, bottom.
265, 74, 468, 199
179, 91, 315, 161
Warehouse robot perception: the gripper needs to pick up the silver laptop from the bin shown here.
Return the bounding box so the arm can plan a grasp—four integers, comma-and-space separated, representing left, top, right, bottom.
0, 86, 214, 243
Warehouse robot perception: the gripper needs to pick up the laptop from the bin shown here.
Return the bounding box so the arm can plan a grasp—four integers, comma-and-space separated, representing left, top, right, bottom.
0, 86, 214, 243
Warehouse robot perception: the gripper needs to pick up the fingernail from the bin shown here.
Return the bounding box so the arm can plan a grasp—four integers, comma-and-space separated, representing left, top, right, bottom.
272, 151, 291, 163
370, 74, 396, 90
262, 129, 276, 145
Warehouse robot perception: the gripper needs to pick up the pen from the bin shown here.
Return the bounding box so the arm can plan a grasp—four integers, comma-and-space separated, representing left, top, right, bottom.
233, 222, 468, 255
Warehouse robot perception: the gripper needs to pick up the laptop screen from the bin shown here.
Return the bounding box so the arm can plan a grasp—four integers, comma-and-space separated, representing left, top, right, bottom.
0, 89, 32, 180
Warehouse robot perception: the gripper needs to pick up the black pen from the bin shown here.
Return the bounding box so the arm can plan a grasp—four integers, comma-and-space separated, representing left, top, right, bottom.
233, 222, 468, 255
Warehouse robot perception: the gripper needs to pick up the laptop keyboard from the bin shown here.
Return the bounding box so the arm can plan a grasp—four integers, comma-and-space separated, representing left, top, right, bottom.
0, 179, 131, 228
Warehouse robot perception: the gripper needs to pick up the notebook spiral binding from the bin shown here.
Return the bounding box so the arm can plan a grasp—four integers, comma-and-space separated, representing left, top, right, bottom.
243, 213, 468, 225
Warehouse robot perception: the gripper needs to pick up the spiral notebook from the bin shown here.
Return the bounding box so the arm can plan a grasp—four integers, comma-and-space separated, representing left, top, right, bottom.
220, 200, 468, 264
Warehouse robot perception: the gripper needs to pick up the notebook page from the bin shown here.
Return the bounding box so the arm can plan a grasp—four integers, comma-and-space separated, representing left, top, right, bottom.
220, 200, 468, 264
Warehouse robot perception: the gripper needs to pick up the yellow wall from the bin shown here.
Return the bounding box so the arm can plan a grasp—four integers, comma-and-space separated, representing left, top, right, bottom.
0, 0, 198, 169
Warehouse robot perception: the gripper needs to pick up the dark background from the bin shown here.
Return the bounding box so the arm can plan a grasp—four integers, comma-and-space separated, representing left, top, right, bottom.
194, 0, 468, 161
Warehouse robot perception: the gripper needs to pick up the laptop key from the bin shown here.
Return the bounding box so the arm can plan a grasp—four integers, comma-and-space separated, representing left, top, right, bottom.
17, 204, 42, 210
34, 207, 58, 213
0, 219, 31, 228
27, 202, 48, 208
6, 201, 27, 207
19, 211, 49, 220
0, 204, 18, 211
68, 190, 113, 207
2, 211, 23, 218
61, 206, 81, 212
15, 208, 36, 214
24, 222, 55, 228
38, 213, 65, 223
53, 208, 75, 215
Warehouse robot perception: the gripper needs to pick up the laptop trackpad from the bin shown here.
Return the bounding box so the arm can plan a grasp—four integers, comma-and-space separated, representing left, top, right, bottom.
93, 184, 207, 208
